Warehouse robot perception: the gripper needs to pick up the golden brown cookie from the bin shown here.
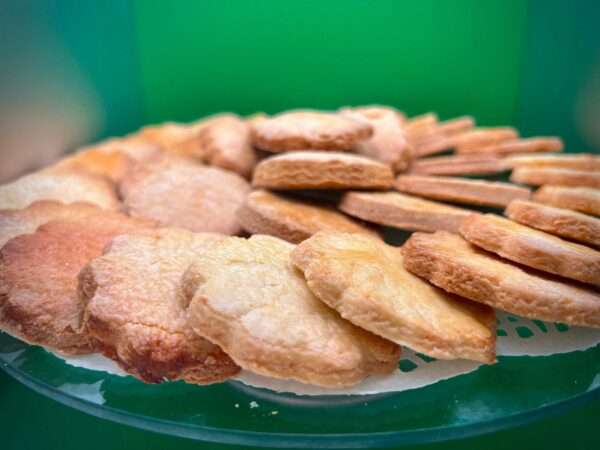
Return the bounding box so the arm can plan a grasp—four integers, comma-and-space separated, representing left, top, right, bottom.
404, 113, 438, 142
47, 148, 134, 183
394, 175, 531, 208
506, 199, 600, 248
458, 137, 563, 155
510, 168, 600, 188
0, 171, 121, 211
81, 229, 239, 384
292, 232, 496, 362
133, 120, 208, 159
237, 190, 375, 243
452, 127, 519, 152
184, 235, 400, 388
459, 213, 600, 286
411, 116, 476, 157
505, 153, 600, 171
251, 110, 373, 152
402, 231, 600, 328
339, 191, 473, 233
409, 154, 507, 176
252, 151, 394, 190
120, 156, 250, 234
533, 186, 600, 216
0, 211, 154, 354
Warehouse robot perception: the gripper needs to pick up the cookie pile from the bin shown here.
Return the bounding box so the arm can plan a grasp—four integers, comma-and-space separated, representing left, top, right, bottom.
1, 107, 599, 389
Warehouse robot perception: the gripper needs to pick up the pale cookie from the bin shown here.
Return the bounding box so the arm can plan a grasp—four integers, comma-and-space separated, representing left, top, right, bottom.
505, 153, 600, 171
47, 148, 134, 183
459, 213, 600, 286
237, 190, 375, 243
251, 110, 373, 152
253, 151, 394, 190
533, 186, 600, 216
0, 171, 121, 211
339, 191, 473, 233
80, 229, 239, 384
510, 168, 600, 189
0, 211, 154, 354
458, 137, 563, 155
452, 127, 519, 152
402, 231, 600, 328
197, 114, 256, 177
184, 235, 401, 388
409, 154, 507, 176
506, 199, 600, 248
394, 175, 531, 208
120, 156, 250, 234
292, 232, 496, 362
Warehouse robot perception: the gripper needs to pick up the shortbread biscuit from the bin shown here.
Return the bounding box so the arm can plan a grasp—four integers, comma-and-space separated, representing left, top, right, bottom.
506, 199, 600, 248
394, 175, 531, 208
197, 114, 256, 177
0, 212, 153, 354
135, 121, 206, 158
339, 191, 473, 232
510, 168, 600, 188
253, 151, 394, 190
452, 127, 519, 152
435, 116, 475, 136
47, 148, 134, 183
120, 156, 250, 234
458, 137, 563, 155
184, 235, 401, 387
81, 229, 239, 383
0, 171, 121, 211
251, 110, 373, 152
404, 113, 438, 142
505, 153, 600, 171
292, 232, 496, 362
411, 116, 476, 157
409, 154, 507, 176
237, 190, 375, 243
0, 200, 100, 248
402, 231, 600, 328
533, 186, 600, 216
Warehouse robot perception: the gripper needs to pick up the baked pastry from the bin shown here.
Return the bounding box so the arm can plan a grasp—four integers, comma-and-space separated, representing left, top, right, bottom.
505, 153, 600, 171
457, 137, 563, 155
459, 214, 600, 286
0, 171, 121, 211
506, 199, 600, 248
120, 155, 250, 234
250, 110, 373, 152
184, 235, 401, 387
237, 190, 375, 243
452, 127, 518, 152
394, 175, 531, 208
252, 151, 394, 190
292, 232, 496, 362
134, 122, 206, 159
510, 168, 600, 188
81, 229, 239, 384
409, 154, 507, 176
404, 113, 438, 142
47, 148, 134, 183
533, 186, 600, 216
402, 231, 600, 328
339, 191, 473, 233
0, 211, 153, 354
411, 116, 476, 157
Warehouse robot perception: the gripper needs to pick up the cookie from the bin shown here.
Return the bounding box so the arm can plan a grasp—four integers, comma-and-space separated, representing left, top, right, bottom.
459, 213, 600, 286
81, 229, 239, 383
394, 175, 531, 208
533, 186, 600, 216
409, 154, 507, 176
237, 190, 375, 243
184, 235, 401, 387
292, 232, 496, 362
505, 153, 600, 171
402, 231, 600, 328
458, 137, 563, 155
251, 110, 373, 152
411, 116, 476, 157
510, 168, 600, 188
120, 156, 250, 234
339, 191, 473, 233
0, 171, 121, 211
452, 127, 519, 152
135, 121, 206, 158
252, 151, 394, 190
506, 199, 600, 248
197, 114, 256, 177
404, 113, 438, 142
0, 211, 153, 354
47, 148, 134, 183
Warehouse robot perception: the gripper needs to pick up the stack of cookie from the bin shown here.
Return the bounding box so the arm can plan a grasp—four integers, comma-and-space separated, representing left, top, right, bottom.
1, 106, 599, 390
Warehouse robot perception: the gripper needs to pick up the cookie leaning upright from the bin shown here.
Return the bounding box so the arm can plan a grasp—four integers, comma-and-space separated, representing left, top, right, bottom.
250, 110, 373, 152
80, 229, 239, 384
183, 235, 400, 388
